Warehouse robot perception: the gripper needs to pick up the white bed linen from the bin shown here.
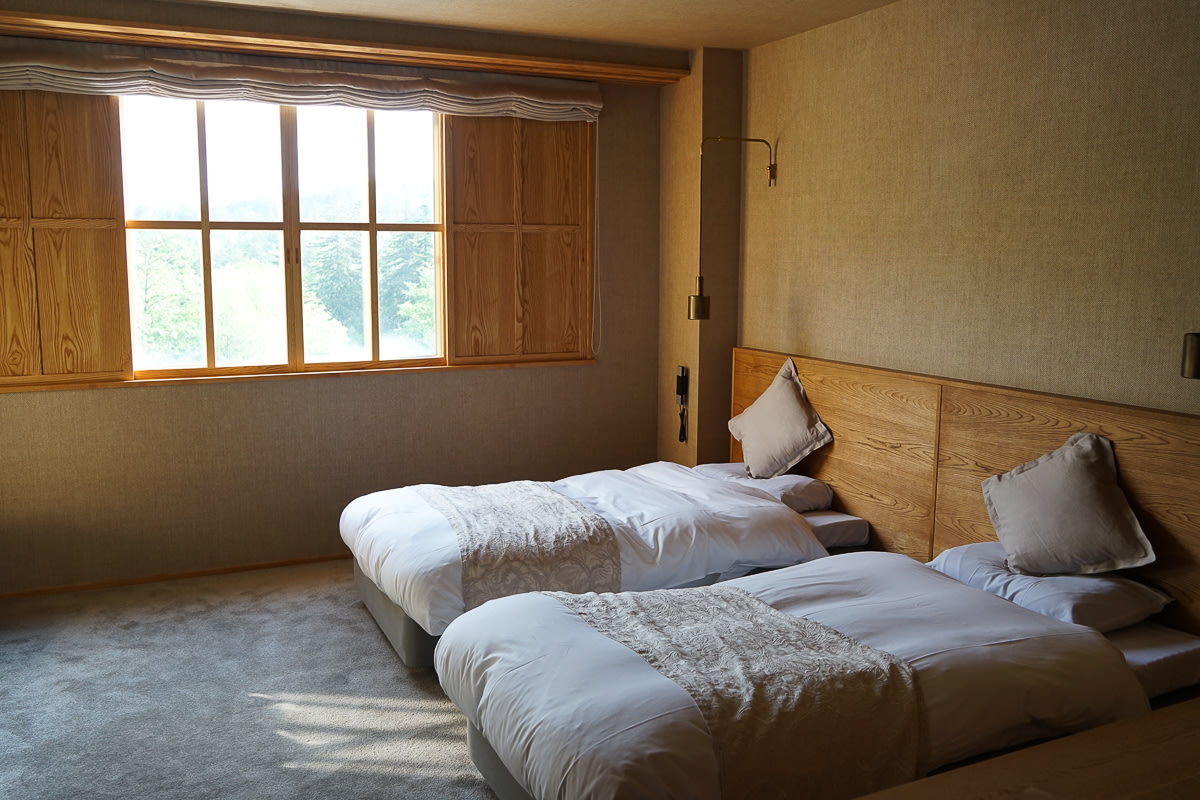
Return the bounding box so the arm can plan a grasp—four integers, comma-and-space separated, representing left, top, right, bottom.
340, 461, 829, 635
1107, 622, 1200, 699
435, 551, 1150, 800
800, 509, 869, 549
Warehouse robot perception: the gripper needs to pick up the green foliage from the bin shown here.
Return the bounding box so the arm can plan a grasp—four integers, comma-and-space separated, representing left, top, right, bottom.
211, 253, 287, 366
302, 293, 360, 362
379, 227, 437, 356
127, 230, 205, 369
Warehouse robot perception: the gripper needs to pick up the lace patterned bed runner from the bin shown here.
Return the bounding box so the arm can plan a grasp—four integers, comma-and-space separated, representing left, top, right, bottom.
548, 585, 922, 800
415, 481, 621, 612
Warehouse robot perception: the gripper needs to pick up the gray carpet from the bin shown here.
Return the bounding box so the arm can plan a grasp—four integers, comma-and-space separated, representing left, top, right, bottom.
0, 560, 496, 800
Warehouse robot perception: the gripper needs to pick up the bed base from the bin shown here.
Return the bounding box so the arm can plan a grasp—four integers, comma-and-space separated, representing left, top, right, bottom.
467, 723, 535, 800
352, 560, 439, 669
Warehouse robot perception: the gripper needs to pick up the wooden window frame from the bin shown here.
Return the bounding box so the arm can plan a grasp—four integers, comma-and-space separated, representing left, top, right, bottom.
126, 100, 448, 379
0, 89, 594, 392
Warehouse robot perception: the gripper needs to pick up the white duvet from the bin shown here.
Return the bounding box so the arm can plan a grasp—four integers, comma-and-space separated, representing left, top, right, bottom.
339, 461, 829, 636
435, 551, 1150, 800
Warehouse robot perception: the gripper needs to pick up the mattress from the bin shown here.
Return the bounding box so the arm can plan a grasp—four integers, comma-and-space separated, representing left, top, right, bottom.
435, 551, 1150, 800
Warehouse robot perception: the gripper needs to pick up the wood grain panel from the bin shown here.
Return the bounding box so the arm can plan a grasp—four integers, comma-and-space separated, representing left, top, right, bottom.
734, 346, 1200, 634
0, 227, 38, 378
520, 120, 587, 225
25, 92, 122, 220
445, 115, 592, 363
446, 116, 514, 226
935, 384, 1200, 633
863, 696, 1200, 800
0, 92, 29, 219
731, 348, 941, 559
0, 92, 37, 379
34, 228, 131, 375
518, 231, 582, 355
451, 231, 515, 358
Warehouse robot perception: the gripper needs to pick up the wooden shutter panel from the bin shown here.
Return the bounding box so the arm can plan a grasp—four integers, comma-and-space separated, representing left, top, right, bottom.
445, 115, 592, 363
1, 91, 132, 387
0, 92, 38, 378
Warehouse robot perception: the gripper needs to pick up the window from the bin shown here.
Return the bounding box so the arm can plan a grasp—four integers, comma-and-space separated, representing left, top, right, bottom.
120, 96, 442, 376
0, 89, 593, 390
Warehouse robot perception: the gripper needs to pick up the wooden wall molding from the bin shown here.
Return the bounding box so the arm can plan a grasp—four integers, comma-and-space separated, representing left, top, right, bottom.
0, 10, 691, 85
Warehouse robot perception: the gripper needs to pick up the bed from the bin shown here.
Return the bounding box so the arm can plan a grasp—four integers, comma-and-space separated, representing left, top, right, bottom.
433, 347, 1200, 799
341, 458, 868, 668
436, 551, 1164, 800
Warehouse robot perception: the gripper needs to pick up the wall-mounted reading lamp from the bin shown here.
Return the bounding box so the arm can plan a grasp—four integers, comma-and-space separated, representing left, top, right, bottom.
1183, 333, 1200, 379
689, 136, 778, 321
703, 136, 778, 186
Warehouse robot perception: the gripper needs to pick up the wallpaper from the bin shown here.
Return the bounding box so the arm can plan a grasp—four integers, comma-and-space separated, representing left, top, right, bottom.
741, 0, 1200, 415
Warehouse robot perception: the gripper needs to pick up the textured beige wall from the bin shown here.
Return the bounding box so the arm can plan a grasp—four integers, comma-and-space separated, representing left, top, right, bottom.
742, 0, 1200, 414
658, 48, 745, 465
695, 50, 745, 463
0, 83, 662, 594
658, 52, 704, 463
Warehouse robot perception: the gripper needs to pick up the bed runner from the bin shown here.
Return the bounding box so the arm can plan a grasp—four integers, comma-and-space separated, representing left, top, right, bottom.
548, 585, 921, 800
415, 481, 620, 612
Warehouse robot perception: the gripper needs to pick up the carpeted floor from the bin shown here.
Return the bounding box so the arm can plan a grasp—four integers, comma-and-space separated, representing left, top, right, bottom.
0, 560, 496, 800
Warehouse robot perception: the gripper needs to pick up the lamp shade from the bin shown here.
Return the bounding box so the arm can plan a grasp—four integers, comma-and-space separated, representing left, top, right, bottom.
1183, 333, 1200, 379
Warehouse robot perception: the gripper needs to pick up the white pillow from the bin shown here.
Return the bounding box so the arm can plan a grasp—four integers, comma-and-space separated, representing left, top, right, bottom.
692, 462, 834, 513
928, 542, 1171, 632
982, 432, 1155, 576
801, 510, 871, 550
727, 359, 832, 479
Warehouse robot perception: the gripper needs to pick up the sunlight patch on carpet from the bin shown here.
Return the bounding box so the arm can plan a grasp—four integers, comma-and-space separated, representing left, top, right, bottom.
251, 691, 469, 777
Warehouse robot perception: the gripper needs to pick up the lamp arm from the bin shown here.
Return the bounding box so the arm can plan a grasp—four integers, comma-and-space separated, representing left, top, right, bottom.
701, 136, 777, 186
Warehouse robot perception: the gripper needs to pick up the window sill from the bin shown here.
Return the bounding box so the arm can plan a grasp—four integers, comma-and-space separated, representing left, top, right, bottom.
0, 357, 596, 394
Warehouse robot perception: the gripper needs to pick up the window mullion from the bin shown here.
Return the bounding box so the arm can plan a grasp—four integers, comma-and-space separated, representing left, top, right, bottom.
513, 118, 525, 356
196, 101, 216, 370
367, 110, 380, 362
434, 114, 447, 359
279, 105, 303, 372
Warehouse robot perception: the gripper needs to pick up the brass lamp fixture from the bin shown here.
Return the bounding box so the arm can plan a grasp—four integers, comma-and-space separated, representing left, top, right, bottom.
690, 136, 778, 320
702, 136, 778, 186
1184, 333, 1200, 379
688, 277, 711, 321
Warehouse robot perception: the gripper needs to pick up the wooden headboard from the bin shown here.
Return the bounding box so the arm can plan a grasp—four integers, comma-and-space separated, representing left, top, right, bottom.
732, 347, 1200, 635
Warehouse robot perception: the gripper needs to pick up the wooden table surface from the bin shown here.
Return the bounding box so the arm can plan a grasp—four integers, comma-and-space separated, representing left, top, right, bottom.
859, 697, 1200, 799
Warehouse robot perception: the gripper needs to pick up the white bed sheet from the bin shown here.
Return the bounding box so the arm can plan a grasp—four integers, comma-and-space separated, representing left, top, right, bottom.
435, 551, 1150, 800
1107, 621, 1200, 699
340, 461, 830, 635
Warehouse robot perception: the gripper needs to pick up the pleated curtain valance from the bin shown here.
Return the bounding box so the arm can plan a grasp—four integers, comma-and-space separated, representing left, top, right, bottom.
0, 35, 603, 121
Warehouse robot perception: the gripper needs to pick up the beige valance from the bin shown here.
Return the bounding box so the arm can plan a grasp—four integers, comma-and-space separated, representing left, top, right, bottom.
0, 35, 603, 121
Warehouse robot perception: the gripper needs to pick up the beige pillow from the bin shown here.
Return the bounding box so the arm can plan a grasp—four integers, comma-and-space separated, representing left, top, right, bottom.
982, 432, 1155, 576
728, 359, 832, 479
